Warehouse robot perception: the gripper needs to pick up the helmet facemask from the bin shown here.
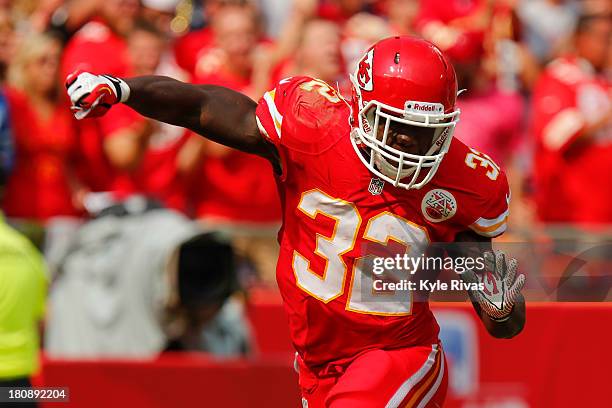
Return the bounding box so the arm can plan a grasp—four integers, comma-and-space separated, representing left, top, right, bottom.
350, 75, 460, 190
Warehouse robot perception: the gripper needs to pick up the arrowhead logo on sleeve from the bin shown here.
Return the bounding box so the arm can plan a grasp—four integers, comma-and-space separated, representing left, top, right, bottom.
421, 189, 457, 223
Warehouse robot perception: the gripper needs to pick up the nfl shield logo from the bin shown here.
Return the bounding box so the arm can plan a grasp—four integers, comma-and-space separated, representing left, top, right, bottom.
368, 178, 385, 195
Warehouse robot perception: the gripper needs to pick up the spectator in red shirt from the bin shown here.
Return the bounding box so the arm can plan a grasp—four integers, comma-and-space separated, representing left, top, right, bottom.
124, 20, 200, 213
342, 12, 390, 75
452, 50, 527, 168
429, 22, 532, 239
279, 19, 345, 88
251, 2, 351, 93
174, 0, 250, 77
416, 0, 540, 91
416, 0, 488, 63
62, 0, 139, 77
2, 33, 84, 223
532, 13, 612, 226
192, 3, 281, 284
339, 0, 421, 74
194, 3, 261, 93
62, 0, 147, 196
141, 0, 188, 80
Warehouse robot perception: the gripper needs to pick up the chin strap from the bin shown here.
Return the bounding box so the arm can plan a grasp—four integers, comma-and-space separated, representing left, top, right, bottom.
374, 151, 415, 180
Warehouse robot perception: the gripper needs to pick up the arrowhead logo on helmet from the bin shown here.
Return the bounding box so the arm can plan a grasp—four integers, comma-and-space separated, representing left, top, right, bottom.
356, 49, 374, 91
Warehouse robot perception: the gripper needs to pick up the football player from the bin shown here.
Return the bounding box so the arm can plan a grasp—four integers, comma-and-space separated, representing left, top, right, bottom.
66, 36, 525, 407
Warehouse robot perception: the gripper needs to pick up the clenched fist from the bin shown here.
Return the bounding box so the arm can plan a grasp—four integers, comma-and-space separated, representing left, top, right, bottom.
65, 70, 130, 119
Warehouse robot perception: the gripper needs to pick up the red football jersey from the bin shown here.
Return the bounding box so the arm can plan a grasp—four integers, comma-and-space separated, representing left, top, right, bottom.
255, 77, 510, 369
173, 28, 214, 77
61, 20, 131, 78
2, 88, 82, 221
192, 72, 282, 223
532, 56, 612, 224
131, 126, 193, 214
62, 20, 140, 194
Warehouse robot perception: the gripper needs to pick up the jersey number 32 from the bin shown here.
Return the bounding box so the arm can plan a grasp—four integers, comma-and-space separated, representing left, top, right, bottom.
293, 189, 430, 316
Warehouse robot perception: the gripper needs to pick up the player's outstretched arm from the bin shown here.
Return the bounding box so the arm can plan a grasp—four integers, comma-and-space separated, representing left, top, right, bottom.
453, 230, 526, 339
65, 72, 280, 167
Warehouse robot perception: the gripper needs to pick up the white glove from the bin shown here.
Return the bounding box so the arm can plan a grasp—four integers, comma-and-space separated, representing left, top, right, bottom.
462, 250, 525, 321
65, 70, 130, 119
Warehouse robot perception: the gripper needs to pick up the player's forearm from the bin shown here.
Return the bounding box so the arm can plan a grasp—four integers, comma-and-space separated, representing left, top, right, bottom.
124, 76, 208, 133
123, 76, 274, 159
474, 294, 525, 339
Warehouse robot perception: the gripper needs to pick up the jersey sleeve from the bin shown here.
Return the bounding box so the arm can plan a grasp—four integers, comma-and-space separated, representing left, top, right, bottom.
255, 76, 307, 149
255, 89, 283, 149
255, 76, 348, 152
468, 170, 511, 238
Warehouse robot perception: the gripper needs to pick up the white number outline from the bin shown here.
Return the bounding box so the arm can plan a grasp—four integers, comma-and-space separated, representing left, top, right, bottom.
465, 148, 500, 180
293, 190, 431, 315
299, 79, 342, 104
292, 189, 362, 303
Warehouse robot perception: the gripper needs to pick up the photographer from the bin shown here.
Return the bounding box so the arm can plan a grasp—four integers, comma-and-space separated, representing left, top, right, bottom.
44, 199, 244, 357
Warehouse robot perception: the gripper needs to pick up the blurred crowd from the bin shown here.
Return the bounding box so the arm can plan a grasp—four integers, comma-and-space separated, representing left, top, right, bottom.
0, 0, 611, 246
0, 0, 610, 386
